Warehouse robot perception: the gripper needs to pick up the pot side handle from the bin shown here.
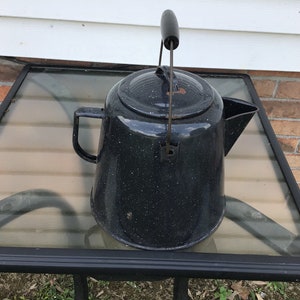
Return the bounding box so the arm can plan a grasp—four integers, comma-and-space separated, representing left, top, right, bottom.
72, 107, 105, 164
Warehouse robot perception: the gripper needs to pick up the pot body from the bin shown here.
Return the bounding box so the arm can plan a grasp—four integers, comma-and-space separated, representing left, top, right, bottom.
90, 72, 225, 250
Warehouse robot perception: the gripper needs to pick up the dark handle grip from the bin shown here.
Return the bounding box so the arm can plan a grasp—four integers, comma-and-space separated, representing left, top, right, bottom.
161, 9, 179, 50
73, 107, 105, 164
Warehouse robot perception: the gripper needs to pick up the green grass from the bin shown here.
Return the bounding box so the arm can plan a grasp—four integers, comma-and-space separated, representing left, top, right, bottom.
214, 285, 233, 300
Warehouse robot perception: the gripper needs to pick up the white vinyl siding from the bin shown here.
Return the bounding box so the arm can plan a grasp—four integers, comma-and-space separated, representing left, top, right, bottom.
1, 0, 300, 71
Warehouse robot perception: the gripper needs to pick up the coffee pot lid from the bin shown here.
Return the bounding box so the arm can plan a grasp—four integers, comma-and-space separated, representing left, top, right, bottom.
117, 67, 214, 119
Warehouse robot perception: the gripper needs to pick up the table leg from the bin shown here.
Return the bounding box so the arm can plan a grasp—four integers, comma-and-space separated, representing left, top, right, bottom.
73, 274, 89, 300
173, 277, 190, 300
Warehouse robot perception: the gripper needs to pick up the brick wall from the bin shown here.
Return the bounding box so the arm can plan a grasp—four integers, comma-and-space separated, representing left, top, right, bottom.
250, 71, 300, 189
0, 59, 299, 190
0, 60, 22, 101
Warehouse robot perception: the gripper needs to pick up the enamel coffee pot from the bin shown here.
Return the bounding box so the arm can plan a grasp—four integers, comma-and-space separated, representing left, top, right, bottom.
73, 10, 258, 250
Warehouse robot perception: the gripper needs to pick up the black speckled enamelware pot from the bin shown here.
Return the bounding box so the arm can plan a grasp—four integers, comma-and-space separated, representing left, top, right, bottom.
72, 10, 258, 250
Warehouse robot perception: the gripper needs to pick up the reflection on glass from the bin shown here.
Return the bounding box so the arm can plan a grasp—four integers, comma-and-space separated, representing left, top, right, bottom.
0, 69, 298, 256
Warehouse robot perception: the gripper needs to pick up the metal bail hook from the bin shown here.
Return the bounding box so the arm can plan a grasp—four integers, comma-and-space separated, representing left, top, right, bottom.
158, 9, 180, 155
157, 40, 175, 155
165, 40, 174, 155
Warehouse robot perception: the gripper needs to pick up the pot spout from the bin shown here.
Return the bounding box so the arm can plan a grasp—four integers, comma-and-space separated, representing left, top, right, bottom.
223, 97, 258, 156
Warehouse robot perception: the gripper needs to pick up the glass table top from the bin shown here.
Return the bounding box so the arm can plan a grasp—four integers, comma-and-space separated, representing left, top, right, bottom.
0, 66, 299, 258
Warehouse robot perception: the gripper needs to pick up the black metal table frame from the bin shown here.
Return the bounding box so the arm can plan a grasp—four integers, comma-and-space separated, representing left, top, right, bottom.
0, 63, 300, 299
